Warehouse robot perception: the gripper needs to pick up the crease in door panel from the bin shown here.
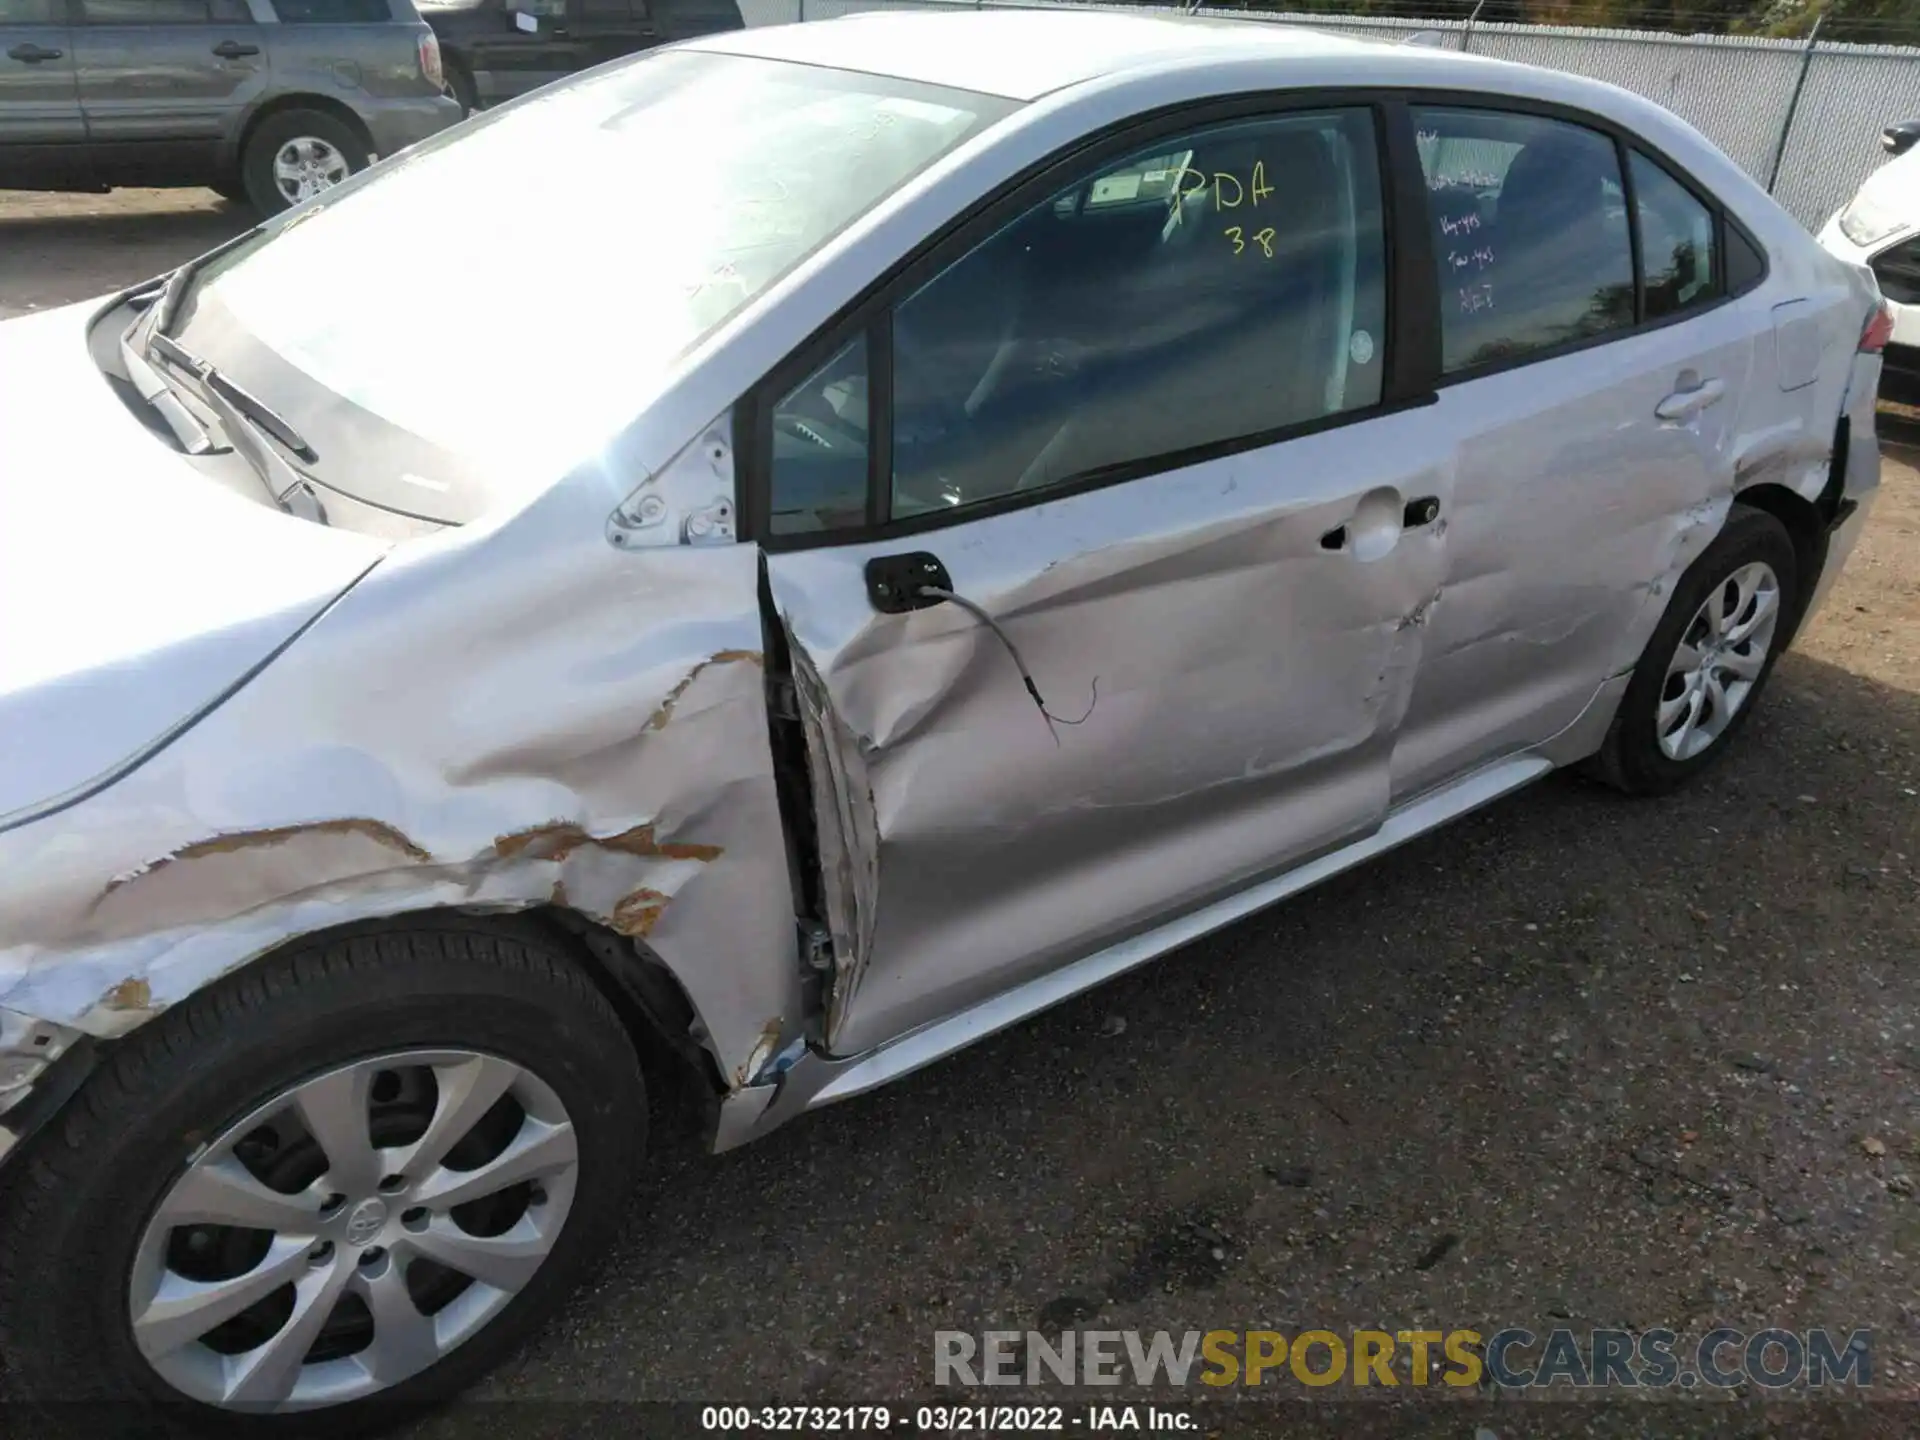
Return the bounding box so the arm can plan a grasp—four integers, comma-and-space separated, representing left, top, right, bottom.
785, 629, 879, 1052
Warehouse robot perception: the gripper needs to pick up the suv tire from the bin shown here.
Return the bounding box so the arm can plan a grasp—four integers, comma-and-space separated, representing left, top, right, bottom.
241, 108, 372, 215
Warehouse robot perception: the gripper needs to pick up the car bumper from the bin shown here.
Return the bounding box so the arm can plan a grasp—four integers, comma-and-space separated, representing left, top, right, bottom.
1881, 341, 1920, 407
0, 1007, 89, 1168
1816, 215, 1920, 400
362, 94, 464, 161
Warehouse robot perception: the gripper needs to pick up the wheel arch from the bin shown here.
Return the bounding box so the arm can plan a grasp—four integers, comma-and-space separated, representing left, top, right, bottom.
10, 906, 733, 1170
225, 93, 376, 176
1734, 416, 1847, 648
294, 906, 734, 1137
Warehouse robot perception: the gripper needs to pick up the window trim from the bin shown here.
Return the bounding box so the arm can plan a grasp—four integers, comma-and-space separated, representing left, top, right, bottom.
740, 88, 1427, 553
740, 85, 1773, 550
1399, 89, 1771, 390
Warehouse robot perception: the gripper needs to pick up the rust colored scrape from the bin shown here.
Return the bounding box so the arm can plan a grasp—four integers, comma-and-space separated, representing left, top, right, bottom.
493, 820, 595, 863
732, 1016, 786, 1090
104, 819, 431, 896
610, 887, 671, 937
100, 977, 153, 1011
596, 823, 723, 863
493, 821, 723, 865
644, 649, 763, 733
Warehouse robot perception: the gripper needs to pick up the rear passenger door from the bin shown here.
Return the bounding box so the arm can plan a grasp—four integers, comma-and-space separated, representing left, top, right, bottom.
72, 0, 265, 185
754, 103, 1450, 1057
1387, 103, 1762, 804
0, 0, 87, 188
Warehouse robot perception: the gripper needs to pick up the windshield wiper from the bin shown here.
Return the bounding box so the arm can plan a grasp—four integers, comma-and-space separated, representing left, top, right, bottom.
149, 331, 318, 463
152, 225, 262, 337
118, 326, 216, 456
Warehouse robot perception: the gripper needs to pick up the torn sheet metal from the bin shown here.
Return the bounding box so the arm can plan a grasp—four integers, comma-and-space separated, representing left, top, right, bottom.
0, 469, 801, 1091
767, 408, 1449, 1058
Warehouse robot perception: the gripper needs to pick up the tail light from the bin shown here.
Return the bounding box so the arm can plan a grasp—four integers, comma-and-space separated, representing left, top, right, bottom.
418, 30, 444, 91
1861, 300, 1895, 354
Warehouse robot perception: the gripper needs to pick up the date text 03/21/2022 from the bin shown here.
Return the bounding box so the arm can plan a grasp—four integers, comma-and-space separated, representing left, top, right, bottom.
699, 1405, 1192, 1431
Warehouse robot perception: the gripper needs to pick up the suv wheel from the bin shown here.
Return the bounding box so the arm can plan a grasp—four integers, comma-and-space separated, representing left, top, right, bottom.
242, 109, 372, 214
0, 917, 646, 1429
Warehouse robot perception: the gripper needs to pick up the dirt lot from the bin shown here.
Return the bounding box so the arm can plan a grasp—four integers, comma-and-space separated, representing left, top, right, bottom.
4, 188, 1919, 1435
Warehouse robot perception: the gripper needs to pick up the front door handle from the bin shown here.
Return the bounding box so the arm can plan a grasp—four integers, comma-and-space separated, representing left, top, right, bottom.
1656, 377, 1726, 422
6, 42, 63, 62
211, 39, 261, 58
866, 551, 953, 614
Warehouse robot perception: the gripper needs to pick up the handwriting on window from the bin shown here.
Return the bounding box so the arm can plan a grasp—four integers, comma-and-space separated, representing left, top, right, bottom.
1431, 170, 1500, 192
1164, 162, 1285, 256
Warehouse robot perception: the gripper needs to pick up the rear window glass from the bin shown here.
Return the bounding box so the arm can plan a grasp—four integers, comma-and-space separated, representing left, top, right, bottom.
271, 0, 392, 20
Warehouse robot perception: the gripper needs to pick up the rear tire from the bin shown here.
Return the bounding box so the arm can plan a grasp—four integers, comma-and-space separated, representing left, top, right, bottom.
0, 916, 646, 1434
1588, 504, 1799, 796
240, 109, 371, 215
445, 61, 479, 117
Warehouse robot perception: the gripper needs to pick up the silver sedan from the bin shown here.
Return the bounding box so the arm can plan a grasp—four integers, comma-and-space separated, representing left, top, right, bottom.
0, 7, 1887, 1425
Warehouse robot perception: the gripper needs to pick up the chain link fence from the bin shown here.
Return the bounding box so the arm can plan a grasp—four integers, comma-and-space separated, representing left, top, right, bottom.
730, 0, 1920, 231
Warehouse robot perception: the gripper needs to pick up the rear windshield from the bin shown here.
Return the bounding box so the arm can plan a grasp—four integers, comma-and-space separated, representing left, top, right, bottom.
175, 49, 1013, 520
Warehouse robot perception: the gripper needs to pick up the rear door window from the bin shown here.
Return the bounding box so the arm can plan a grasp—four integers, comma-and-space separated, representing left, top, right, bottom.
1414, 106, 1635, 374
269, 0, 392, 20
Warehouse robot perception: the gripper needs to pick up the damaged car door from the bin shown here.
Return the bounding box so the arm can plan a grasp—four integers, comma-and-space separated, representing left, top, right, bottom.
754, 104, 1452, 1056
1387, 106, 1762, 801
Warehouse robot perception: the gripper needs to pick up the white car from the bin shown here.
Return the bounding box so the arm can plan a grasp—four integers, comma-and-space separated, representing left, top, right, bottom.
1820, 138, 1920, 404
0, 9, 1890, 1428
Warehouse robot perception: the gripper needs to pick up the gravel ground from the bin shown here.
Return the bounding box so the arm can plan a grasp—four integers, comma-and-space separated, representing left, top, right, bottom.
3, 188, 1917, 1437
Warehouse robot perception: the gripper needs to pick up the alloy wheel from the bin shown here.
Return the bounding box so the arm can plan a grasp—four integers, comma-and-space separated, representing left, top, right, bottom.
1655, 559, 1781, 762
128, 1050, 579, 1410
271, 137, 351, 206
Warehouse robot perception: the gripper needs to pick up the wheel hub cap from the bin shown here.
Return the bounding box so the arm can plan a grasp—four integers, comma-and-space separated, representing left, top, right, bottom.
343, 1198, 388, 1246
128, 1050, 579, 1411
272, 137, 350, 204
1656, 559, 1781, 762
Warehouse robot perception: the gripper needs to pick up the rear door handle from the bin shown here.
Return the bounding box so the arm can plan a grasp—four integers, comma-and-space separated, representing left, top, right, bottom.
7, 42, 63, 62
211, 39, 260, 58
1655, 377, 1726, 421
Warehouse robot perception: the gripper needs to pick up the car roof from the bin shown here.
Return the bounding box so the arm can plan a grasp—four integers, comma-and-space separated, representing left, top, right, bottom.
683, 9, 1401, 102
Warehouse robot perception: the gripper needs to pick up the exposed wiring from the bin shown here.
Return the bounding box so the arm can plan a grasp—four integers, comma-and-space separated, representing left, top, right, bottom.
915, 586, 1099, 745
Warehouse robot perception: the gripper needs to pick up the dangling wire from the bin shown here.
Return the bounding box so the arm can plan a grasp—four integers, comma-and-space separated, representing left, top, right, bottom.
916, 585, 1099, 746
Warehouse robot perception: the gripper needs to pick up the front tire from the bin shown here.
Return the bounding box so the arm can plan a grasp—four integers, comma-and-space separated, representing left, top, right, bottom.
1589, 504, 1799, 795
0, 917, 645, 1432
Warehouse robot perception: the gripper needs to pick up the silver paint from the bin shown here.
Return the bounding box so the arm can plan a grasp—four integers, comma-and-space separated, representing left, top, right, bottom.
0, 11, 1887, 1156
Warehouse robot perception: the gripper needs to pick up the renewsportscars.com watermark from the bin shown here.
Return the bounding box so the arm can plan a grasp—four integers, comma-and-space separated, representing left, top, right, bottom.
934, 1327, 1875, 1391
